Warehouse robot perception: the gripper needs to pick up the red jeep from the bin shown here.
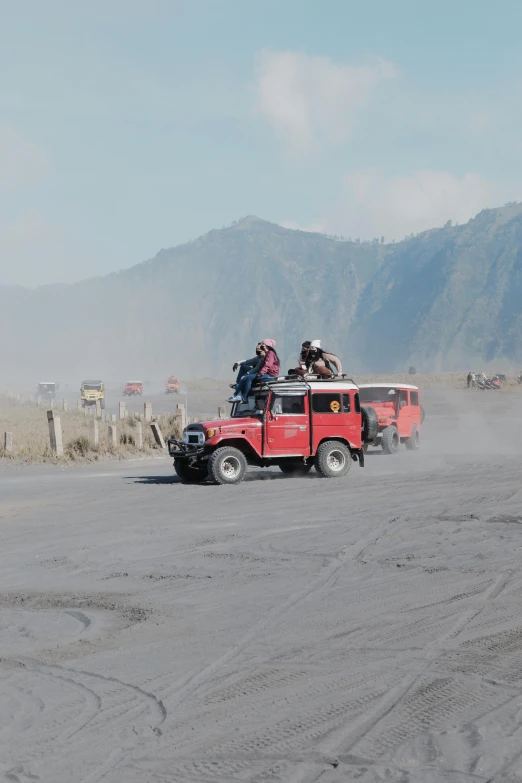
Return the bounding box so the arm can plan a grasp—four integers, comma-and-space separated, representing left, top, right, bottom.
358, 383, 424, 454
165, 376, 180, 394
167, 377, 365, 484
123, 381, 143, 396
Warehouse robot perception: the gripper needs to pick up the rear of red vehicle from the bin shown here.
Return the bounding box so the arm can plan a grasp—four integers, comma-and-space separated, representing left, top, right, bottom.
358, 384, 423, 454
165, 376, 180, 394
123, 382, 143, 396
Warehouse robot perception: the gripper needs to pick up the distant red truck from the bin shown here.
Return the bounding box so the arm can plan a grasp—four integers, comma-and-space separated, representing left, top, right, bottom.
358, 383, 424, 453
165, 376, 180, 394
123, 381, 143, 396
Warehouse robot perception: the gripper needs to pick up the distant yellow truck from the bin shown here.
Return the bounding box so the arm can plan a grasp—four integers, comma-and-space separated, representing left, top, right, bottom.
81, 380, 105, 409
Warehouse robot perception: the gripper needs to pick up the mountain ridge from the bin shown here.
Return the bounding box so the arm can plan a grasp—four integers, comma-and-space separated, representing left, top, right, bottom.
2, 203, 522, 380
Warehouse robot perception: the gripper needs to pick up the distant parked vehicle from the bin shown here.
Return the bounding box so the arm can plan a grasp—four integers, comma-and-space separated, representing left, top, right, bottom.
165, 376, 180, 394
123, 381, 143, 396
476, 374, 500, 390
37, 382, 58, 401
81, 380, 105, 408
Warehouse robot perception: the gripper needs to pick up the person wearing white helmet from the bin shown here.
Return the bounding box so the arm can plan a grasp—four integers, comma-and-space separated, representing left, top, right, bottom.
299, 339, 342, 377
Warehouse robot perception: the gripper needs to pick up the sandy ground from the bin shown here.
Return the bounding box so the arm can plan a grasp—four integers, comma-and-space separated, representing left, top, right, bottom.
2, 389, 522, 781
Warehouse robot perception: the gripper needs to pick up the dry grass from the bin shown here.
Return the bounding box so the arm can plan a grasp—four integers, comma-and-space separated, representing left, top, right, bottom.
0, 396, 181, 463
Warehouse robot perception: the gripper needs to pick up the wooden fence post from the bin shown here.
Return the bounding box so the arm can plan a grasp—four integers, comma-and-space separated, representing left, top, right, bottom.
119, 401, 126, 420
176, 403, 186, 431
150, 422, 166, 449
218, 406, 226, 419
135, 421, 143, 449
144, 402, 152, 422
4, 432, 13, 453
91, 419, 99, 447
47, 411, 64, 457
108, 424, 117, 446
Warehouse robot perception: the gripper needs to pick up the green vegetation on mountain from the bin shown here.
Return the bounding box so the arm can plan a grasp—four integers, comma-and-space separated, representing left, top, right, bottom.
1, 205, 522, 379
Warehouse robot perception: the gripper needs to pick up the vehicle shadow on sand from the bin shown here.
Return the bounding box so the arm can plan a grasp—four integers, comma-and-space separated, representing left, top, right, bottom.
125, 475, 183, 485
126, 470, 324, 485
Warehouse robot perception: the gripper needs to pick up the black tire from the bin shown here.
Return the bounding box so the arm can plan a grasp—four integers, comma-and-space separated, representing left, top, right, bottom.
174, 460, 208, 483
315, 440, 351, 478
208, 446, 247, 485
405, 425, 420, 450
381, 426, 400, 454
279, 461, 313, 476
420, 406, 426, 424
361, 405, 379, 442
100, 398, 106, 410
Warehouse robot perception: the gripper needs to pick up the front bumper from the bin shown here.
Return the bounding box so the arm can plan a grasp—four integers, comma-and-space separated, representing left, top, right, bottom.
167, 438, 205, 460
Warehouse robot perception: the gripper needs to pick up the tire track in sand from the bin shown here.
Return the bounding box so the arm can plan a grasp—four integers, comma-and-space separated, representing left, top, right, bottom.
277, 569, 515, 782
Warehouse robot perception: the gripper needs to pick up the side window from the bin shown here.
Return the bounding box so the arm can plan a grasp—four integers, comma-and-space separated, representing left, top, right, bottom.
410, 391, 419, 406
271, 394, 305, 415
312, 393, 342, 414
354, 392, 361, 413
342, 393, 351, 413
399, 390, 408, 407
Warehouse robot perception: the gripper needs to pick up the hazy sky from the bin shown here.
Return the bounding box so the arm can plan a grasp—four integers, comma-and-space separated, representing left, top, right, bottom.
1, 0, 522, 286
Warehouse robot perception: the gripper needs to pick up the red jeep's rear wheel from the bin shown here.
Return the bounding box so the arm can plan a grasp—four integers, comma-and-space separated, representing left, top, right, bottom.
381, 426, 400, 454
315, 441, 351, 478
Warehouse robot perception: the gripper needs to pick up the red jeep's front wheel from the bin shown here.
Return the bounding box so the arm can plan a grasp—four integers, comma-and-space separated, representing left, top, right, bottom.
208, 446, 247, 485
405, 425, 420, 450
174, 460, 208, 483
381, 426, 400, 454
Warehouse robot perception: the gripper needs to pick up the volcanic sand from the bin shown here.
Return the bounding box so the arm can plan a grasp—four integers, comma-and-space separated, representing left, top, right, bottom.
1, 388, 522, 781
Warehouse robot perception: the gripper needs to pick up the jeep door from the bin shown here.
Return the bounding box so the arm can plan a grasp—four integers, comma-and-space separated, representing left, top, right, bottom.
397, 389, 411, 437
408, 389, 421, 430
311, 391, 359, 450
264, 390, 310, 455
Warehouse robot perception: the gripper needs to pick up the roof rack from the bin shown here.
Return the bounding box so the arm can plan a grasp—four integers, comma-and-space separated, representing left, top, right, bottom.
253, 374, 357, 390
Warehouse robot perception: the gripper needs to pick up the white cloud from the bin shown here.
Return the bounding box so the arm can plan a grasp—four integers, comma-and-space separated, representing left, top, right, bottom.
0, 125, 51, 190
290, 169, 506, 241
255, 50, 397, 155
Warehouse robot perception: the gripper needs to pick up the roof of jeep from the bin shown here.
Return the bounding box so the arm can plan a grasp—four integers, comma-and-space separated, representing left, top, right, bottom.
358, 383, 419, 390
255, 376, 359, 392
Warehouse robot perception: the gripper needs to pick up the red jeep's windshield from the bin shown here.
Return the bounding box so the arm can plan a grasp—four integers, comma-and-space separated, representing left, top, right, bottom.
359, 387, 398, 403
232, 393, 268, 418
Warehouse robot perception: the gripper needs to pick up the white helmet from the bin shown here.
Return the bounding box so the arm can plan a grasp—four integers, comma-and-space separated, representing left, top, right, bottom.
310, 339, 321, 349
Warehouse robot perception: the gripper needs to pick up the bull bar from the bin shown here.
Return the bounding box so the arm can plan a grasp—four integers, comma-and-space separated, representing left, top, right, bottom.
167, 437, 204, 460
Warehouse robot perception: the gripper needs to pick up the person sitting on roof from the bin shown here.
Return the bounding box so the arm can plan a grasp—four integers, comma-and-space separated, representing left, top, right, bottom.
295, 339, 343, 377
230, 343, 264, 390
228, 339, 280, 403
